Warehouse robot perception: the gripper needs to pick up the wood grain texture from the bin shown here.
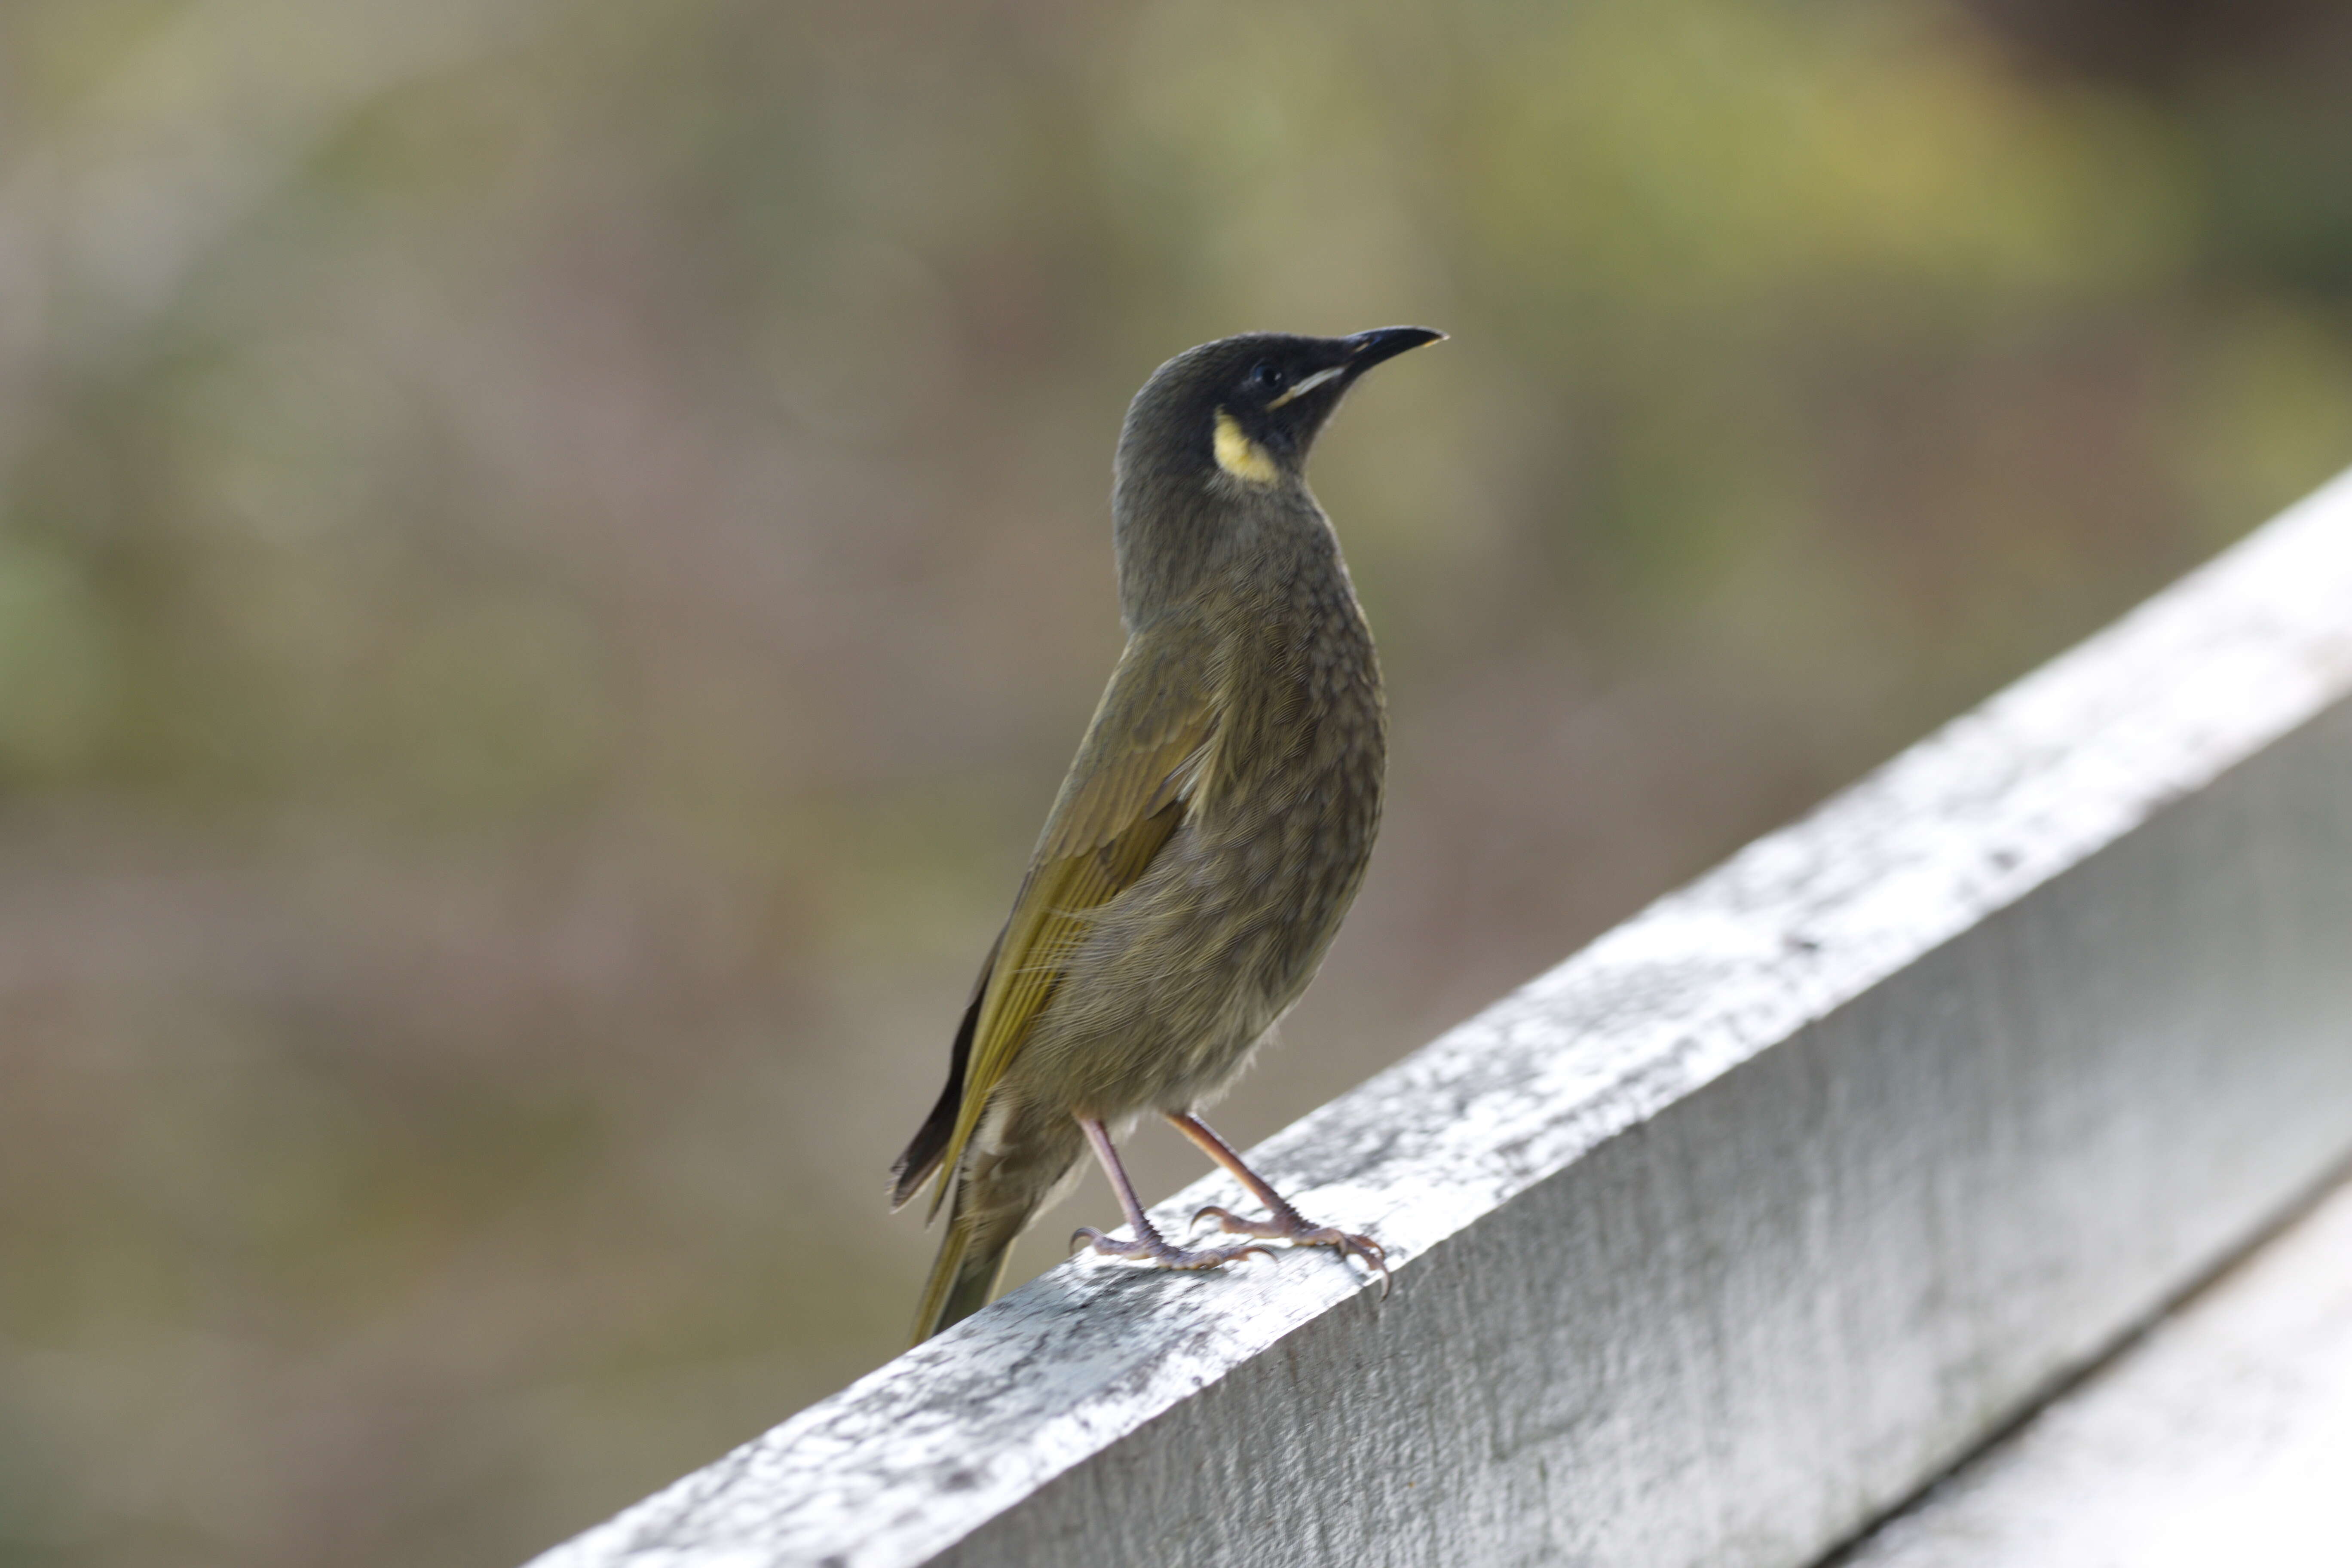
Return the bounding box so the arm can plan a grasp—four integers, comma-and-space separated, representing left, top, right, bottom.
527, 468, 2352, 1568
1838, 1172, 2352, 1568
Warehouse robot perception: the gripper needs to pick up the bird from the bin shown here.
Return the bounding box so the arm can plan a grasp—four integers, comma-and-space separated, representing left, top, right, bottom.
891, 325, 1443, 1342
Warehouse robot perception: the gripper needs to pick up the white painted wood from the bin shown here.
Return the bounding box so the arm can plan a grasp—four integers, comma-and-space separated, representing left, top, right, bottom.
1837, 1172, 2352, 1568
526, 468, 2352, 1568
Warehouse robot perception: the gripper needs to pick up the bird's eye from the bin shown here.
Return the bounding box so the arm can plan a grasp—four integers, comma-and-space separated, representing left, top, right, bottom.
1248, 362, 1285, 393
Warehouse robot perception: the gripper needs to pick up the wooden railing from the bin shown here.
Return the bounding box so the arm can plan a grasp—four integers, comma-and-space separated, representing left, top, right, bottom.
527, 468, 2352, 1568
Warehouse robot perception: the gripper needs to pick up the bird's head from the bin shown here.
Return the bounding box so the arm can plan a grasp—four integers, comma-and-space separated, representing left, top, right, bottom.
1117, 326, 1446, 496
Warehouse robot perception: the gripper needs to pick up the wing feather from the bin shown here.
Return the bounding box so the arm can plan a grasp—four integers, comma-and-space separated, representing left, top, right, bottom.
916, 632, 1216, 1219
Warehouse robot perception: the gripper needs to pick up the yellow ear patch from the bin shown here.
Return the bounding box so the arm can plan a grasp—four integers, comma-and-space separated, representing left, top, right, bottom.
1212, 409, 1281, 485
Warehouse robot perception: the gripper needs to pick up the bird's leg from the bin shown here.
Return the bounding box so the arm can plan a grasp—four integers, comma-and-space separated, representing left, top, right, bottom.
1070, 1117, 1277, 1270
1170, 1112, 1390, 1294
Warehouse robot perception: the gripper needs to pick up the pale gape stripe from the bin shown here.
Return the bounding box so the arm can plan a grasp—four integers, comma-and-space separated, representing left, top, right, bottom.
1264, 363, 1345, 409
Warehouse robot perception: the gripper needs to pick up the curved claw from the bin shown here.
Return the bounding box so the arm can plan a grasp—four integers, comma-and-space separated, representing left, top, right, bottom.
1187, 1207, 1392, 1297
1072, 1226, 1277, 1271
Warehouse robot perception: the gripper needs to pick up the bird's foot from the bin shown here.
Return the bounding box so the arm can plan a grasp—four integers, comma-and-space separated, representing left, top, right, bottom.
1191, 1204, 1390, 1295
1072, 1226, 1277, 1271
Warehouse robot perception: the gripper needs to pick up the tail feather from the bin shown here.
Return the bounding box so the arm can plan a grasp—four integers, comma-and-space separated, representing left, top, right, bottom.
905, 1113, 1082, 1344
889, 943, 996, 1212
910, 1202, 1021, 1344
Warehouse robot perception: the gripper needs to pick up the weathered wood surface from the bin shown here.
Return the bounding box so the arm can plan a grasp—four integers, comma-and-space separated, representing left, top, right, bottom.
528, 467, 2352, 1568
1839, 1170, 2352, 1568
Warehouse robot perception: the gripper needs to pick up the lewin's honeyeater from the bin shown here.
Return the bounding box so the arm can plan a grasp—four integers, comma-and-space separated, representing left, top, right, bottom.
891, 326, 1443, 1342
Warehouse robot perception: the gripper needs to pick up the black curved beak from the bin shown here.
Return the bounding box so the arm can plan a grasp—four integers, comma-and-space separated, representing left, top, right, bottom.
1341, 325, 1446, 372
1265, 326, 1446, 413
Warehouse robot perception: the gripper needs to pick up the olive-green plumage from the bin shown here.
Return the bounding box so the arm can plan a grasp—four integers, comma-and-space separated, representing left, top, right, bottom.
891, 326, 1442, 1341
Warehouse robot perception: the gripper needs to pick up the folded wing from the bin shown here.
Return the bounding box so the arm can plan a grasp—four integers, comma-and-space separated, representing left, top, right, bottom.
890, 629, 1218, 1218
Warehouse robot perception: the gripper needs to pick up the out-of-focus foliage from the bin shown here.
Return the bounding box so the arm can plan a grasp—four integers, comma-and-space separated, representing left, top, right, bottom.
2, 0, 2348, 1562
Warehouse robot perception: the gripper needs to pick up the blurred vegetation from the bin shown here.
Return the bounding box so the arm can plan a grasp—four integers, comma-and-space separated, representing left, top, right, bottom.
2, 0, 2349, 1563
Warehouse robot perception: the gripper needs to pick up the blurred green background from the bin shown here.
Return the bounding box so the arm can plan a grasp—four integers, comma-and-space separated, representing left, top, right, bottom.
3, 0, 2350, 1562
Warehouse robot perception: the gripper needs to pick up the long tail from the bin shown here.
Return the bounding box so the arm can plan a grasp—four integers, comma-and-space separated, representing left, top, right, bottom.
910, 1189, 1028, 1344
